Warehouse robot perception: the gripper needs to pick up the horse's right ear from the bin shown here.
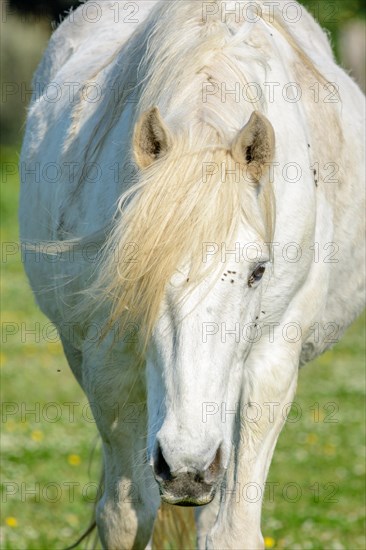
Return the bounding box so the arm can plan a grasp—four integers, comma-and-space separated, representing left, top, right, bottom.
133, 107, 172, 169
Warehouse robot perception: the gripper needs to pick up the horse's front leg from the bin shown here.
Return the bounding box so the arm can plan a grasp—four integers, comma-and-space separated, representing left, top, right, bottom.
207, 345, 299, 550
81, 337, 160, 550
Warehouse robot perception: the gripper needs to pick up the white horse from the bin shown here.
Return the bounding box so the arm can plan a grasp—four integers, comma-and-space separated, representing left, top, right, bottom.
19, 1, 365, 548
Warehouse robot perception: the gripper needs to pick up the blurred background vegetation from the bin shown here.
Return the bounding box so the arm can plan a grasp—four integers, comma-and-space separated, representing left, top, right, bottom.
1, 1, 365, 549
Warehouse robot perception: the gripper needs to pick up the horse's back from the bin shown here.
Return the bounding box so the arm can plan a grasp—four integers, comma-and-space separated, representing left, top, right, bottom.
20, 0, 158, 238
31, 1, 158, 97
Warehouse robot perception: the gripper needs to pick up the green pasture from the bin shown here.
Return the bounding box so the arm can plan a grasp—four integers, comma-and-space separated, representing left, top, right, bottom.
1, 146, 365, 549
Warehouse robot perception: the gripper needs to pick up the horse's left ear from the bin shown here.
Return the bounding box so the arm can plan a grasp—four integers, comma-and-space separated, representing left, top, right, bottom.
231, 111, 275, 182
133, 107, 172, 169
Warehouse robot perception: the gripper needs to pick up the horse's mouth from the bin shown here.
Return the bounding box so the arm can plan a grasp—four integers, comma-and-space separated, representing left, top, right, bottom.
158, 473, 217, 507
160, 487, 217, 507
161, 493, 215, 507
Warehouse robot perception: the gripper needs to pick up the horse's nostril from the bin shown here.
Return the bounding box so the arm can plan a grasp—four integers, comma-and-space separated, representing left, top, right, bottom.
205, 444, 222, 483
154, 443, 173, 481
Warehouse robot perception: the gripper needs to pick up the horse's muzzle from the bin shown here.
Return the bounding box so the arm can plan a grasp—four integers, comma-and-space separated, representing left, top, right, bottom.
152, 442, 224, 506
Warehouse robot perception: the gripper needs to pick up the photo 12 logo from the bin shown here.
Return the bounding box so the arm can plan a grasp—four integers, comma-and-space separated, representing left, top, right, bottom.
201, 2, 340, 26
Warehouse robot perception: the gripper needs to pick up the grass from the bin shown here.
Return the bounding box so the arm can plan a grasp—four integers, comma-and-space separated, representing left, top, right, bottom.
1, 146, 365, 550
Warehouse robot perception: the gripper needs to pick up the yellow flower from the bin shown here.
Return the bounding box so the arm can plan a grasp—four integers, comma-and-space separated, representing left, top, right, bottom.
6, 419, 17, 433
31, 430, 44, 442
0, 352, 7, 368
306, 433, 318, 445
68, 454, 81, 466
66, 514, 79, 526
323, 443, 336, 456
264, 536, 275, 549
47, 342, 61, 355
6, 517, 17, 527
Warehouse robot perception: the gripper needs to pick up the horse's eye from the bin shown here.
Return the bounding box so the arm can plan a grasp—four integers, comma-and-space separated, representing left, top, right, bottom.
248, 265, 266, 287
